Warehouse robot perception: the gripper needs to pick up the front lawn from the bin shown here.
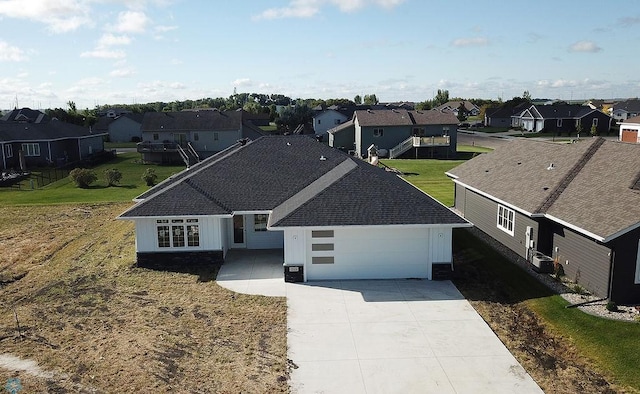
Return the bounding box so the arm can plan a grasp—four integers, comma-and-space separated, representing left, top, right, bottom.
0, 153, 185, 205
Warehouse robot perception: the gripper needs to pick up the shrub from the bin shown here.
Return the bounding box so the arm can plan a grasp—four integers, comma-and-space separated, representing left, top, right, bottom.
142, 168, 158, 186
606, 301, 619, 312
69, 168, 97, 188
104, 168, 122, 186
572, 284, 586, 295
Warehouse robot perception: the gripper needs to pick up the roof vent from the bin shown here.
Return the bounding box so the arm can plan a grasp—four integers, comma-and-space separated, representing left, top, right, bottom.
319, 155, 327, 161
547, 163, 555, 170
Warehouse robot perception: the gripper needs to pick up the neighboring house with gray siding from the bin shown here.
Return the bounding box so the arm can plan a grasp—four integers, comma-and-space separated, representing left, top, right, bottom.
0, 108, 106, 170
329, 108, 458, 158
138, 109, 265, 166
447, 138, 640, 304
95, 113, 144, 143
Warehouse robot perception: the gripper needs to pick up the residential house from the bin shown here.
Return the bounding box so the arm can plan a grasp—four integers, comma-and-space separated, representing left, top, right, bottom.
0, 108, 106, 171
94, 113, 144, 143
435, 101, 480, 117
328, 108, 459, 159
312, 106, 352, 137
447, 138, 640, 304
137, 109, 265, 166
484, 103, 529, 128
612, 99, 640, 122
512, 104, 612, 134
118, 135, 470, 281
98, 107, 133, 119
620, 115, 640, 143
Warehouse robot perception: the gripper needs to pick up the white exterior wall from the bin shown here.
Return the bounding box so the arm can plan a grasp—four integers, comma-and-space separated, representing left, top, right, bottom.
313, 110, 348, 135
620, 122, 640, 143
134, 216, 224, 252
282, 226, 454, 281
244, 214, 284, 249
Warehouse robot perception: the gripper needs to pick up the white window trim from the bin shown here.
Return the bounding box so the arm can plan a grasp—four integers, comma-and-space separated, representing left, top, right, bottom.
156, 218, 200, 249
497, 205, 515, 236
21, 143, 40, 157
5, 144, 13, 158
557, 119, 562, 127
593, 118, 598, 126
254, 214, 268, 232
635, 239, 640, 284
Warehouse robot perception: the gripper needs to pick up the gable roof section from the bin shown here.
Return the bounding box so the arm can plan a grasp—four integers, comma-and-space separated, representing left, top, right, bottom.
448, 138, 640, 242
121, 135, 468, 228
622, 115, 640, 124
354, 109, 414, 127
327, 119, 355, 135
141, 110, 243, 132
0, 119, 102, 142
613, 99, 640, 113
1, 108, 49, 123
410, 110, 459, 125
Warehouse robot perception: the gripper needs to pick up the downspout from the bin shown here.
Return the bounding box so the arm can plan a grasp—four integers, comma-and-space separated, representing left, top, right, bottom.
1, 143, 5, 170
78, 139, 82, 160
48, 141, 52, 164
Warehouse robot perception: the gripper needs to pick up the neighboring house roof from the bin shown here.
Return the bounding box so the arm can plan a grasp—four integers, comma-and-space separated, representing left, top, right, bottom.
120, 135, 468, 229
326, 119, 355, 135
142, 110, 244, 132
485, 103, 529, 118
622, 115, 640, 124
1, 108, 49, 123
0, 119, 103, 142
613, 99, 640, 113
435, 101, 479, 113
532, 104, 595, 119
448, 138, 640, 242
354, 109, 458, 127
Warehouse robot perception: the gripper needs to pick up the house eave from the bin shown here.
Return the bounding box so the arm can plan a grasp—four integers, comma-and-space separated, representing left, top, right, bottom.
450, 179, 536, 217
269, 223, 473, 231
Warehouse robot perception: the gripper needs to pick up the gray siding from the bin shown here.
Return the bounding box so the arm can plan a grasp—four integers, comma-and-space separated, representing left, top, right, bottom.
460, 188, 539, 258
358, 125, 411, 157
454, 183, 466, 214
606, 227, 640, 304
329, 127, 355, 152
552, 226, 611, 298
109, 117, 142, 143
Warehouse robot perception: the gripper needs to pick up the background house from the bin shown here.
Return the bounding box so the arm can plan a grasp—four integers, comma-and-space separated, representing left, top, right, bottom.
312, 106, 353, 137
137, 109, 265, 166
512, 104, 612, 134
434, 100, 480, 117
328, 108, 458, 158
611, 99, 640, 123
620, 115, 640, 143
95, 113, 144, 143
0, 108, 106, 170
447, 138, 640, 304
119, 135, 470, 281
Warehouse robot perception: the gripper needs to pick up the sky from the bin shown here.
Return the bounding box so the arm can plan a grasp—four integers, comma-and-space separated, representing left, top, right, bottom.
1, 0, 639, 110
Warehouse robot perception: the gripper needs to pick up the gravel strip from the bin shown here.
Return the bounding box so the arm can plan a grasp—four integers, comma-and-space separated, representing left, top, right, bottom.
466, 228, 639, 322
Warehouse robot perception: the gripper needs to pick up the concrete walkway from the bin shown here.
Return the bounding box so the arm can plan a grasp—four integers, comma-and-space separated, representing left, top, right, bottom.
217, 251, 543, 394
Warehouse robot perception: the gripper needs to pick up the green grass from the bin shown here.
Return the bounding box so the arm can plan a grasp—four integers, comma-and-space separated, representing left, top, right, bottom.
105, 142, 138, 149
260, 124, 278, 132
454, 229, 640, 392
380, 158, 464, 206
0, 153, 185, 205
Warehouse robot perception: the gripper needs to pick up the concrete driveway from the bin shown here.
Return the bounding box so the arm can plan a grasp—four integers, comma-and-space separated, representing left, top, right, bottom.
217, 251, 542, 393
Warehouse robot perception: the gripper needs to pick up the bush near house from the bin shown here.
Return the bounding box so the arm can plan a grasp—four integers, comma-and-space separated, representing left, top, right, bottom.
69, 168, 98, 188
104, 168, 123, 186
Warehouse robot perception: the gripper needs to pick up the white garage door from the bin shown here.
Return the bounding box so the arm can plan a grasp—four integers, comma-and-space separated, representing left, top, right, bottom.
305, 227, 446, 281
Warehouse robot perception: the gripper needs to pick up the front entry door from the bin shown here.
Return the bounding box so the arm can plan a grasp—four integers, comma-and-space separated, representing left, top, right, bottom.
231, 215, 246, 248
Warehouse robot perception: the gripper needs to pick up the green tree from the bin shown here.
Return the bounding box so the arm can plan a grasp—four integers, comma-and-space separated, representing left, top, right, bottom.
354, 95, 362, 105
433, 89, 450, 107
522, 90, 532, 102
275, 104, 314, 131
456, 103, 467, 122
590, 123, 598, 136
415, 100, 432, 110
363, 94, 378, 105
69, 168, 97, 188
142, 168, 158, 186
104, 168, 122, 187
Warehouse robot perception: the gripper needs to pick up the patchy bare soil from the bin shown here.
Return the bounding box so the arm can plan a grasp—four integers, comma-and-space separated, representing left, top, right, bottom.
453, 247, 618, 394
0, 203, 288, 393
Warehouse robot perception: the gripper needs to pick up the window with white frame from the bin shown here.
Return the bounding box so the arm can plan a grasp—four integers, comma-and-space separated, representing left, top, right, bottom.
635, 239, 640, 284
5, 144, 13, 158
21, 143, 40, 157
373, 128, 383, 137
254, 214, 268, 232
157, 218, 199, 248
497, 205, 515, 236
593, 118, 598, 127
557, 119, 562, 127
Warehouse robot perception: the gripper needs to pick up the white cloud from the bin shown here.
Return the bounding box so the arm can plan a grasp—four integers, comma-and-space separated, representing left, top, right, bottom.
80, 49, 126, 59
568, 40, 602, 53
110, 68, 136, 77
155, 25, 177, 33
0, 40, 27, 61
0, 0, 92, 33
111, 10, 150, 33
451, 37, 489, 47
232, 78, 252, 87
253, 0, 405, 20
98, 33, 132, 47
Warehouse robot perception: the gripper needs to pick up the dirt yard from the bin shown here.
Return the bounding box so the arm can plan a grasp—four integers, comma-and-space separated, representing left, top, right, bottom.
0, 203, 288, 393
452, 247, 619, 394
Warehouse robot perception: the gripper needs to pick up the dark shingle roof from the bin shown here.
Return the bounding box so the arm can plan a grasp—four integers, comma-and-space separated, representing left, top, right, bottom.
448, 138, 640, 241
622, 115, 640, 124
0, 119, 101, 142
141, 110, 243, 132
354, 109, 458, 127
614, 99, 640, 113
0, 108, 49, 123
121, 135, 468, 228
